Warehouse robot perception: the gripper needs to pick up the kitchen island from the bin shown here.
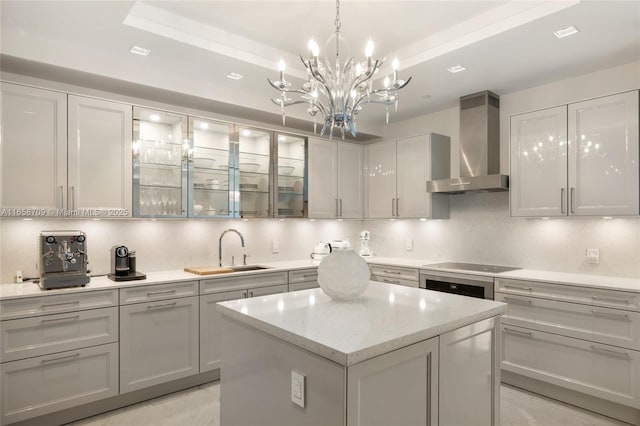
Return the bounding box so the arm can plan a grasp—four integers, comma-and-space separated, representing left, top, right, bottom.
218, 281, 507, 426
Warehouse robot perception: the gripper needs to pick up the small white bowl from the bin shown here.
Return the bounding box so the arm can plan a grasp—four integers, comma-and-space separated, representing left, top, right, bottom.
240, 162, 260, 173
278, 165, 295, 175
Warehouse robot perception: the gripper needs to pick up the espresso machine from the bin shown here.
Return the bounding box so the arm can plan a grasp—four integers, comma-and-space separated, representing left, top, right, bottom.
108, 245, 146, 281
39, 231, 90, 289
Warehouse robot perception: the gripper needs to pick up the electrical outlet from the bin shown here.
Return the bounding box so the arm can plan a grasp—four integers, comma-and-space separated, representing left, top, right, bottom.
586, 248, 600, 264
405, 239, 413, 251
291, 370, 305, 408
272, 240, 279, 254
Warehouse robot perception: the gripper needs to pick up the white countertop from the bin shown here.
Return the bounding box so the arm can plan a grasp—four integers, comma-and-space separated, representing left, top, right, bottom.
0, 259, 320, 301
217, 281, 506, 366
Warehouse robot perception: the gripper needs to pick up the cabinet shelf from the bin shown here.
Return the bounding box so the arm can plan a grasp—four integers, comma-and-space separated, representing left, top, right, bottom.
139, 184, 182, 190
140, 162, 182, 169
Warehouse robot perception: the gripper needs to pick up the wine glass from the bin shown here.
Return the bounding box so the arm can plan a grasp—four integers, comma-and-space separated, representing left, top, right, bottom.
161, 189, 169, 215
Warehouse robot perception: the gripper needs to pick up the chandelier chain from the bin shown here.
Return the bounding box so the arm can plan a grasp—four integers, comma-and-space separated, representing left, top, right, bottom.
334, 0, 341, 59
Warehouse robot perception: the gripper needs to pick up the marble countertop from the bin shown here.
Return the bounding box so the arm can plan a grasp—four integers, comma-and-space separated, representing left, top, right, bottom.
217, 281, 506, 366
0, 259, 320, 301
2, 256, 639, 301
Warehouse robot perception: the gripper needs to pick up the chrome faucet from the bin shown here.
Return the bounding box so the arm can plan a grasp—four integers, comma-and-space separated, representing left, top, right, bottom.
219, 229, 246, 267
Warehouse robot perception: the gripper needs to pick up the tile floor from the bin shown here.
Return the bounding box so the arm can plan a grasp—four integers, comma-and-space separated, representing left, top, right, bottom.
68, 382, 630, 426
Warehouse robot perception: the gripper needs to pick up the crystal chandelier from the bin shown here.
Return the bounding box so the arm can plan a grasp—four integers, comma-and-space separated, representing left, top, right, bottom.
268, 0, 411, 139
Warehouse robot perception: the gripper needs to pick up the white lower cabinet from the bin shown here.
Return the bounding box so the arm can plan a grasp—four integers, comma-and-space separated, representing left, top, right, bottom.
288, 268, 319, 291
369, 264, 419, 288
501, 324, 640, 408
119, 296, 199, 393
1, 343, 118, 425
347, 337, 439, 426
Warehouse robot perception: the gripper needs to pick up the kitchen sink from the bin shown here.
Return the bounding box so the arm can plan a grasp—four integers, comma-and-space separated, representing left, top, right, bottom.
228, 265, 271, 272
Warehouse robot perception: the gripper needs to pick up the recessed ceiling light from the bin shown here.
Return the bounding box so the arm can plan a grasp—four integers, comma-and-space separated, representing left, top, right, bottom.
199, 122, 209, 130
226, 72, 244, 80
149, 114, 160, 122
553, 26, 579, 39
446, 65, 467, 74
129, 45, 151, 56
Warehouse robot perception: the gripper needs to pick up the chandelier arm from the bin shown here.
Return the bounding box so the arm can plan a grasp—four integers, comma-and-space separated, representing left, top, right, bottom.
392, 76, 412, 90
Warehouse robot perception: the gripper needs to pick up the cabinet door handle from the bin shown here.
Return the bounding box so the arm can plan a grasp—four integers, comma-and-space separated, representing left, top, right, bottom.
302, 274, 317, 279
248, 291, 254, 298
560, 188, 566, 214
59, 185, 65, 210
42, 352, 80, 364
382, 270, 403, 275
590, 310, 630, 321
339, 199, 343, 217
42, 301, 79, 310
146, 302, 177, 310
503, 285, 532, 292
335, 199, 339, 217
395, 198, 399, 216
504, 327, 533, 337
242, 291, 248, 298
503, 297, 533, 305
570, 187, 575, 214
70, 186, 75, 210
147, 289, 176, 296
391, 198, 395, 217
41, 315, 80, 323
590, 345, 630, 359
591, 295, 630, 305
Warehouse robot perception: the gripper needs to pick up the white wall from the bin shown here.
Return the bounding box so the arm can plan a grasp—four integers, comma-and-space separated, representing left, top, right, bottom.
0, 218, 361, 282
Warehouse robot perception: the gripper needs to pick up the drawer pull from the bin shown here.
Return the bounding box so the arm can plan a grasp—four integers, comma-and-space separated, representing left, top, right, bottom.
147, 289, 177, 296
382, 270, 403, 275
381, 278, 402, 285
503, 297, 532, 305
42, 301, 80, 310
42, 353, 80, 364
590, 345, 630, 359
146, 302, 177, 310
248, 291, 254, 297
590, 310, 630, 321
504, 285, 532, 292
591, 295, 630, 305
41, 315, 80, 323
504, 327, 533, 337
302, 274, 317, 278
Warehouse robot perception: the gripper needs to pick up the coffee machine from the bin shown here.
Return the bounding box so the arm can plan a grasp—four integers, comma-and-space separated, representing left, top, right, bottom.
108, 245, 146, 281
39, 231, 90, 289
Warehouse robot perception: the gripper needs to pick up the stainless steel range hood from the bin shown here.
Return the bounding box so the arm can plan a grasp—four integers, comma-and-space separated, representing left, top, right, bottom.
427, 91, 509, 193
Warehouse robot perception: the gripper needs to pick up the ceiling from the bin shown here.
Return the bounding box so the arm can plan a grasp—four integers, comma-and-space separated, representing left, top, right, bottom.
1, 1, 639, 139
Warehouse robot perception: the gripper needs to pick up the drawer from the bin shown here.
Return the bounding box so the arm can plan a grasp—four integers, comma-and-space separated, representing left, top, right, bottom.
495, 278, 640, 312
496, 292, 640, 350
371, 275, 419, 288
249, 284, 288, 298
288, 268, 318, 284
119, 281, 198, 305
369, 264, 419, 281
289, 281, 320, 292
1, 307, 118, 363
0, 290, 118, 320
200, 271, 288, 294
1, 343, 118, 424
501, 324, 640, 408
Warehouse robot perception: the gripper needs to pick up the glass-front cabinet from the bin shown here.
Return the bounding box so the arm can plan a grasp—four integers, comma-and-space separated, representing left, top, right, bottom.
189, 117, 235, 218
133, 109, 308, 219
133, 107, 188, 217
276, 132, 307, 218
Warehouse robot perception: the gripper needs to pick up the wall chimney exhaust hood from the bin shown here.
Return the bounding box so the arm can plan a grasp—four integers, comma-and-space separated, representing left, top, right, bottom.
427, 91, 509, 193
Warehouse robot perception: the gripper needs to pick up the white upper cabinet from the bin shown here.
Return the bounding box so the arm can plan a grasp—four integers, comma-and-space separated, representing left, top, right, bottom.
308, 138, 363, 218
568, 91, 639, 216
68, 95, 132, 213
511, 91, 639, 217
367, 134, 450, 219
510, 106, 568, 217
1, 83, 67, 211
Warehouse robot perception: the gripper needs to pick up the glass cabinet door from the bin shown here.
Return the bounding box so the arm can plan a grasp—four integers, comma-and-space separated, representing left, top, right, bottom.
238, 127, 271, 218
133, 107, 187, 217
189, 117, 234, 218
275, 133, 307, 218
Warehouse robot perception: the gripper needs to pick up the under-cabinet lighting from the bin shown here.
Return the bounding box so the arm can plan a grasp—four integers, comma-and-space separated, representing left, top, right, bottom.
337, 219, 343, 222
309, 219, 316, 222
553, 26, 579, 39
129, 45, 151, 56
23, 218, 32, 221
226, 72, 244, 80
241, 129, 251, 137
446, 65, 466, 74
419, 218, 427, 222
199, 122, 209, 130
279, 135, 287, 142
541, 217, 550, 220
149, 114, 160, 122
603, 216, 613, 220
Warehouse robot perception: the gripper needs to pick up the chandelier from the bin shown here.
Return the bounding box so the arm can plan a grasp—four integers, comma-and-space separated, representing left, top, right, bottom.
268, 0, 411, 139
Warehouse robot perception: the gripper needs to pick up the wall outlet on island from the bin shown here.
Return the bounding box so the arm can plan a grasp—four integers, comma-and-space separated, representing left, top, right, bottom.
586, 248, 600, 264
272, 240, 279, 254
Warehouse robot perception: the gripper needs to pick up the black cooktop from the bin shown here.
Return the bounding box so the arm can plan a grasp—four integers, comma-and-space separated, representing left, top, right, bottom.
423, 262, 521, 274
